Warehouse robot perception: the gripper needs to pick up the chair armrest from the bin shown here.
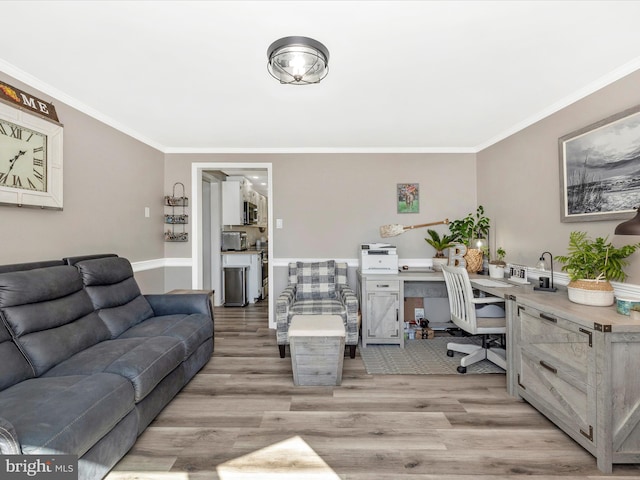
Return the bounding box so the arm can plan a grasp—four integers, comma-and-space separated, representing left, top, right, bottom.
471, 296, 505, 305
0, 417, 21, 454
276, 285, 296, 344
145, 293, 212, 319
338, 285, 360, 342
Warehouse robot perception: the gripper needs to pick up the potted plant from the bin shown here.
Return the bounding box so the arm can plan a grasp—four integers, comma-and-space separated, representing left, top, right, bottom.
425, 229, 455, 271
489, 247, 506, 279
448, 205, 491, 273
555, 231, 640, 306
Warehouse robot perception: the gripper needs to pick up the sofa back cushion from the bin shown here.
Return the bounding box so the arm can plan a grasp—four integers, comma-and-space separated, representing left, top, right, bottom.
0, 265, 111, 376
0, 321, 34, 391
75, 256, 154, 338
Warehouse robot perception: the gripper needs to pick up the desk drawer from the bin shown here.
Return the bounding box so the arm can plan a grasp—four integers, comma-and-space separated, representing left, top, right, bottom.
366, 280, 400, 292
517, 304, 592, 382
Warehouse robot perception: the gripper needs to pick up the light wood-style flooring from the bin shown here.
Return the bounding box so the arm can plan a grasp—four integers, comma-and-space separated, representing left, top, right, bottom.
107, 300, 640, 479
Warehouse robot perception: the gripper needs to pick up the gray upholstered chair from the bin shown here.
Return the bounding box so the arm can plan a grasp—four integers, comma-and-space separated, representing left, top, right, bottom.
276, 260, 359, 359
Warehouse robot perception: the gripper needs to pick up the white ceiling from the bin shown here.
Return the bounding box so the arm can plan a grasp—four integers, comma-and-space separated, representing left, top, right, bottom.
2, 1, 640, 153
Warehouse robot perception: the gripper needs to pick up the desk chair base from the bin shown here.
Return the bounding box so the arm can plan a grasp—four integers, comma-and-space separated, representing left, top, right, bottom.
446, 338, 506, 374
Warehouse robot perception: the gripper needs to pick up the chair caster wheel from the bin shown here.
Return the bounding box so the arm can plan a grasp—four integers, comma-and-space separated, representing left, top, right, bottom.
457, 366, 467, 374
447, 350, 454, 357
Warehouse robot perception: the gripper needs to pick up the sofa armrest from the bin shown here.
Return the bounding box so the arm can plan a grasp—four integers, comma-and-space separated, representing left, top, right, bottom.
276, 285, 296, 344
145, 293, 212, 319
0, 417, 21, 454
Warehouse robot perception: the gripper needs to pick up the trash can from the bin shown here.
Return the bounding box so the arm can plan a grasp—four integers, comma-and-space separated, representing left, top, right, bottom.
223, 266, 248, 307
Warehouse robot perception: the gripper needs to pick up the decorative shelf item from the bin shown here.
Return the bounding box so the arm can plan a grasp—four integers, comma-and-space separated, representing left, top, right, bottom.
164, 195, 189, 207
164, 231, 189, 242
165, 182, 189, 242
509, 264, 530, 284
164, 214, 189, 224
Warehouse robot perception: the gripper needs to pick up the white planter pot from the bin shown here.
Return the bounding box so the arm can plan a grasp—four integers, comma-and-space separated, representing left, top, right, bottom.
567, 279, 614, 306
432, 257, 448, 271
489, 264, 505, 279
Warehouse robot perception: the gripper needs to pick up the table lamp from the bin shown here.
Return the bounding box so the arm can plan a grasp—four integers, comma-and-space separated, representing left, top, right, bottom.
534, 251, 557, 292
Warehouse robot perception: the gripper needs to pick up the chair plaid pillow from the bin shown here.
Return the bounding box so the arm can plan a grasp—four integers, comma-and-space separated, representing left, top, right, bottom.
295, 260, 338, 300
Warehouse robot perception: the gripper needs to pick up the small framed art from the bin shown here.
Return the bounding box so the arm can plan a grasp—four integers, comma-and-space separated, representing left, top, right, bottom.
397, 183, 419, 213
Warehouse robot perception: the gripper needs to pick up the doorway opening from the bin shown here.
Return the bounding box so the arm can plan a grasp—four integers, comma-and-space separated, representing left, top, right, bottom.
191, 162, 274, 328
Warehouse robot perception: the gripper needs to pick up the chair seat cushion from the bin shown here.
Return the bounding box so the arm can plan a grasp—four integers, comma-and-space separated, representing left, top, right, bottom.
290, 298, 346, 316
42, 337, 184, 402
0, 373, 134, 456
117, 314, 213, 359
476, 316, 506, 329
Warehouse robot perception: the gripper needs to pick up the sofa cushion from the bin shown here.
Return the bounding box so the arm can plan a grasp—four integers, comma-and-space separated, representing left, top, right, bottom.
42, 336, 184, 402
75, 257, 155, 337
0, 266, 111, 376
295, 260, 338, 300
0, 322, 34, 392
118, 314, 213, 360
0, 373, 134, 456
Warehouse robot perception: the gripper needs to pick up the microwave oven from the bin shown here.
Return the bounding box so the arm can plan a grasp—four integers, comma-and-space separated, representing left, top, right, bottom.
244, 202, 258, 225
221, 231, 248, 251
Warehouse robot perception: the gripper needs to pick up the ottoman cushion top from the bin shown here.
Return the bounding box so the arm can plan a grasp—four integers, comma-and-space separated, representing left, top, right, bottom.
289, 315, 345, 337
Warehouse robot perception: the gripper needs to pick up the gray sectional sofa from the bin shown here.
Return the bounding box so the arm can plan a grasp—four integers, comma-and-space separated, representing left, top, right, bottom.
0, 254, 214, 480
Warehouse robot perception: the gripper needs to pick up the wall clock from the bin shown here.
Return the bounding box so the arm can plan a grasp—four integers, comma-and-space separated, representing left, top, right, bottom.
0, 101, 63, 209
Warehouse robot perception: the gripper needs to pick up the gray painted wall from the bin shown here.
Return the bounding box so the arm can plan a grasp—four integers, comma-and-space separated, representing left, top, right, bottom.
5, 66, 640, 296
477, 69, 640, 284
0, 72, 165, 292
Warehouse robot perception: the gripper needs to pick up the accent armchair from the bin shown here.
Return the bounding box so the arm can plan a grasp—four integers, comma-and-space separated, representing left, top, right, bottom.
276, 260, 359, 359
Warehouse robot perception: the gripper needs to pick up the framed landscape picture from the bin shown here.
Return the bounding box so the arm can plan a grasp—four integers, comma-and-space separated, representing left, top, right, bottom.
560, 104, 640, 222
397, 183, 419, 213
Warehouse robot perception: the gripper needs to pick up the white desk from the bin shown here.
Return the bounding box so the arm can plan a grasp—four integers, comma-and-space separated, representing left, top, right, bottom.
357, 269, 525, 349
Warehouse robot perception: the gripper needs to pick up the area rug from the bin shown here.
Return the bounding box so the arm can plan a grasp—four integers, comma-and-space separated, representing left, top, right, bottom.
359, 337, 505, 375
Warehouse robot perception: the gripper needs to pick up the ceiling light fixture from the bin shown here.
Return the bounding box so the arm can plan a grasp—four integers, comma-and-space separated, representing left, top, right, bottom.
267, 36, 329, 85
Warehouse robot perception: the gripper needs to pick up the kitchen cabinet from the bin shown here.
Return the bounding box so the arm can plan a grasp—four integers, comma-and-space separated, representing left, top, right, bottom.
222, 180, 244, 226
221, 251, 263, 303
257, 194, 268, 227
511, 295, 640, 473
359, 276, 401, 347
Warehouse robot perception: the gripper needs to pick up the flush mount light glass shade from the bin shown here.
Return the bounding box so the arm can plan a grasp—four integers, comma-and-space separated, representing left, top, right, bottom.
267, 36, 329, 85
615, 208, 640, 235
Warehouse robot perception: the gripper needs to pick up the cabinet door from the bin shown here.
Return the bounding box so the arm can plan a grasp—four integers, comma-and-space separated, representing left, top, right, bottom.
222, 181, 243, 225
366, 292, 400, 339
516, 305, 596, 445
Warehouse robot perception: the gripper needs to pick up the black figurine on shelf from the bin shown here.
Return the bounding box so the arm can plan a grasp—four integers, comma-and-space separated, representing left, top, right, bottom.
534, 251, 557, 292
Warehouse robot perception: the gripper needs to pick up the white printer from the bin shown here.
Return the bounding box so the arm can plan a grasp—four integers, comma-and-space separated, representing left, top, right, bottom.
360, 243, 399, 274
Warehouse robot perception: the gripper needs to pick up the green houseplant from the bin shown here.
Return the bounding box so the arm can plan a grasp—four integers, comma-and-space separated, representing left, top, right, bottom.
425, 229, 455, 271
555, 231, 640, 306
488, 247, 506, 279
448, 206, 490, 273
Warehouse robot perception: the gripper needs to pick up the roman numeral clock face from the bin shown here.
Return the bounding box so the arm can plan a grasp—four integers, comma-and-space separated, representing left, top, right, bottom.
0, 118, 47, 192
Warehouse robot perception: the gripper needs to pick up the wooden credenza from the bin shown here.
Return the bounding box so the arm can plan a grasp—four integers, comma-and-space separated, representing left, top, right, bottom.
509, 290, 640, 473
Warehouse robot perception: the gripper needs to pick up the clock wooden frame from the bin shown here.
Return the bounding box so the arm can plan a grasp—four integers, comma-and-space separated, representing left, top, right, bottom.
0, 101, 63, 210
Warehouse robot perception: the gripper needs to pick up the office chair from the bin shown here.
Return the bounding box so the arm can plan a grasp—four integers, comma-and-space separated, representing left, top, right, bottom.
441, 265, 507, 373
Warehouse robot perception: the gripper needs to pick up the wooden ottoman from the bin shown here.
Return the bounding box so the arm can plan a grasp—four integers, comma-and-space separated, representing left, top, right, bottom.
289, 315, 346, 386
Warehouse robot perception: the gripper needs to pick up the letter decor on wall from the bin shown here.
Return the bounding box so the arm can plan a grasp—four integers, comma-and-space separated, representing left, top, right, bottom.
0, 81, 59, 123
559, 104, 640, 223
